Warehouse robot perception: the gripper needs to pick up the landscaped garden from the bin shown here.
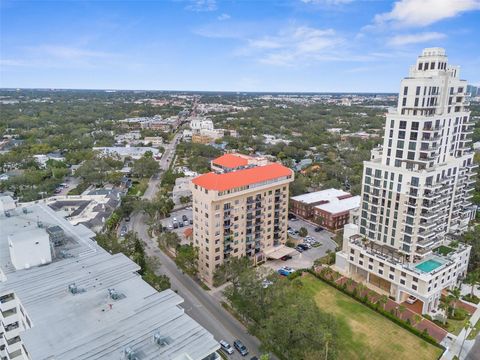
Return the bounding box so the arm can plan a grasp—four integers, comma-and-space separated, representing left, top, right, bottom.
300, 274, 444, 360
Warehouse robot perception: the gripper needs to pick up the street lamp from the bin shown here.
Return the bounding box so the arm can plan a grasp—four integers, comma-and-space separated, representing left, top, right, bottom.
459, 320, 472, 358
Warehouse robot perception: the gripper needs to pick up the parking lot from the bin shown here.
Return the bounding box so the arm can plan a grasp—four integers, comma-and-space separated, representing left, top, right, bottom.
264, 216, 338, 273
161, 207, 193, 244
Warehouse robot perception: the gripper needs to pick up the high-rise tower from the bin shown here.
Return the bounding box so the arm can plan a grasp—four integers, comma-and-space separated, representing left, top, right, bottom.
335, 48, 476, 314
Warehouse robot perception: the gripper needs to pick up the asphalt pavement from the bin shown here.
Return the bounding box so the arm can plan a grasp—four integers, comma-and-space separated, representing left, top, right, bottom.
128, 133, 267, 359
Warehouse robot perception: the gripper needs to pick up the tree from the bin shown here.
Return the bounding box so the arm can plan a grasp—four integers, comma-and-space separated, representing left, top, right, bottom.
465, 270, 480, 297
441, 296, 454, 320
256, 281, 338, 360
158, 232, 181, 254
132, 155, 159, 178
412, 314, 422, 326
299, 227, 308, 237
448, 287, 462, 317
397, 304, 406, 319
175, 245, 199, 276
213, 257, 251, 288
378, 295, 388, 310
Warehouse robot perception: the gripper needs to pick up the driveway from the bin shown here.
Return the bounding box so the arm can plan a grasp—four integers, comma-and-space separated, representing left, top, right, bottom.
263, 217, 337, 272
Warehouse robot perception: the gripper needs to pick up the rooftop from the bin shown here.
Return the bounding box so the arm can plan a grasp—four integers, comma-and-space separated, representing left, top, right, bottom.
0, 199, 219, 360
315, 195, 361, 215
211, 153, 249, 169
291, 188, 350, 205
192, 163, 293, 192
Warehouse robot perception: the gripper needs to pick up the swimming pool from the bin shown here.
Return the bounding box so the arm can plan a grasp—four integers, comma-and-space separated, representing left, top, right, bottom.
415, 259, 443, 273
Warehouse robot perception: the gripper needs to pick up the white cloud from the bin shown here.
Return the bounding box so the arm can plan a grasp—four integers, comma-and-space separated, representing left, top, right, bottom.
217, 13, 230, 21
374, 0, 480, 27
240, 26, 343, 66
185, 0, 217, 12
2, 45, 118, 69
389, 32, 447, 46
28, 45, 112, 60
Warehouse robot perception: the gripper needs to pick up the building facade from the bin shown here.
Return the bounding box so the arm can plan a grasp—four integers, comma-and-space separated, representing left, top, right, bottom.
313, 195, 361, 232
191, 158, 294, 285
336, 48, 476, 314
290, 189, 353, 220
0, 197, 220, 360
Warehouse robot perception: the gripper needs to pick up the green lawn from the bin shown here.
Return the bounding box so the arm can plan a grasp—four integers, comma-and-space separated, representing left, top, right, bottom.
468, 319, 480, 340
127, 178, 149, 196
299, 274, 443, 360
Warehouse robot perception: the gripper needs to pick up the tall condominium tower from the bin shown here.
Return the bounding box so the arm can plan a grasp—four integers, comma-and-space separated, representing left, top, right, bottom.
336, 48, 476, 314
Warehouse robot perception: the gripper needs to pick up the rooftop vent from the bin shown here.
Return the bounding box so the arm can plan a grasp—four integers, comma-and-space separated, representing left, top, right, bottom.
123, 347, 139, 360
108, 288, 125, 301
153, 332, 171, 347
68, 283, 85, 295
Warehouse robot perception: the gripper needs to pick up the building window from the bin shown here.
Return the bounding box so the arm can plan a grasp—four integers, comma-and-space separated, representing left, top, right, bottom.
400, 279, 405, 285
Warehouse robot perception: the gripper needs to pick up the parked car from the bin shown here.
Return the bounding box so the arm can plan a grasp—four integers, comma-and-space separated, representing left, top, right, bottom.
182, 214, 188, 221
406, 295, 417, 304
125, 216, 130, 222
189, 219, 193, 225
250, 357, 259, 360
219, 340, 234, 355
298, 244, 309, 251
314, 226, 323, 232
277, 266, 295, 276
295, 245, 304, 253
120, 225, 128, 237
179, 221, 184, 228
168, 223, 174, 230
301, 242, 312, 249
173, 222, 179, 229
280, 255, 292, 261
233, 340, 249, 356
184, 220, 189, 226
173, 217, 177, 222
288, 213, 297, 220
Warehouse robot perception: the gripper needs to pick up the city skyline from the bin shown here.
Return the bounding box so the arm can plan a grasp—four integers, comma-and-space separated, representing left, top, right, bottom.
1, 0, 480, 92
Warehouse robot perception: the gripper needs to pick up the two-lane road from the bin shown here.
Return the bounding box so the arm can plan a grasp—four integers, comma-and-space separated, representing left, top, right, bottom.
135, 214, 264, 359
129, 133, 267, 358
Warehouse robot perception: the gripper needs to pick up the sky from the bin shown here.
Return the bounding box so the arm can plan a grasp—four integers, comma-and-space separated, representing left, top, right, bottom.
1, 0, 479, 92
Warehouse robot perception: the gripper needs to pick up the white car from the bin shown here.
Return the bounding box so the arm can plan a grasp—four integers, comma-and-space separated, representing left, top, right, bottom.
219, 340, 234, 354
406, 295, 417, 304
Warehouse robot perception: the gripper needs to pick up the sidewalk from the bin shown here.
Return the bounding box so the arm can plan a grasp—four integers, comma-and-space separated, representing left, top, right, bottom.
442, 300, 480, 359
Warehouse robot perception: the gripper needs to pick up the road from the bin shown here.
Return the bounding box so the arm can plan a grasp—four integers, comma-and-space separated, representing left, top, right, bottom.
128, 133, 265, 359
467, 335, 480, 360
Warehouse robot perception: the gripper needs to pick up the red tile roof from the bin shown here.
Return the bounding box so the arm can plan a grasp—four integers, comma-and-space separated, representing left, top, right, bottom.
192, 163, 293, 191
211, 154, 249, 169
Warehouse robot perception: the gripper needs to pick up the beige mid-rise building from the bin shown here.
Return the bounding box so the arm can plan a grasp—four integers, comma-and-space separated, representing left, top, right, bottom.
191, 154, 294, 285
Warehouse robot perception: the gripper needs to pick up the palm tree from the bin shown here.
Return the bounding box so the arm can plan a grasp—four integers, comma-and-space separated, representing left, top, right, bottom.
438, 301, 449, 325
465, 270, 480, 297
412, 314, 422, 326
441, 296, 454, 320
448, 287, 462, 317
378, 295, 388, 310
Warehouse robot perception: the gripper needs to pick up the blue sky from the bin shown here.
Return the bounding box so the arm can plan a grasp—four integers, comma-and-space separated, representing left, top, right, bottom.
1, 0, 479, 92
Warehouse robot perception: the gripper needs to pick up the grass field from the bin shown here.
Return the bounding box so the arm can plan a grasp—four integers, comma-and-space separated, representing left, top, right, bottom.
299, 274, 443, 360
